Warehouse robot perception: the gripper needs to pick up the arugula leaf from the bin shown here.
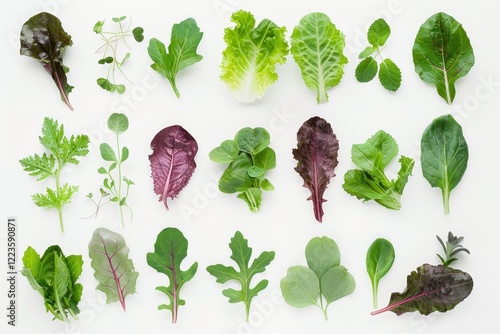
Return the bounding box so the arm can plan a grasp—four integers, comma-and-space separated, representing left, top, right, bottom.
148, 18, 203, 98
146, 227, 198, 323
220, 10, 289, 102
342, 130, 414, 210
19, 118, 89, 232
355, 18, 401, 92
412, 12, 475, 104
290, 12, 348, 103
420, 114, 468, 214
281, 236, 355, 320
88, 228, 139, 311
21, 245, 83, 323
20, 12, 74, 110
207, 231, 275, 321
366, 238, 395, 308
209, 127, 276, 212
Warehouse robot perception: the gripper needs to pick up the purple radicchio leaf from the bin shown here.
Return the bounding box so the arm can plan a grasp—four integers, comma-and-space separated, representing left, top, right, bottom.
292, 116, 339, 222
371, 264, 473, 316
20, 12, 74, 110
149, 125, 198, 209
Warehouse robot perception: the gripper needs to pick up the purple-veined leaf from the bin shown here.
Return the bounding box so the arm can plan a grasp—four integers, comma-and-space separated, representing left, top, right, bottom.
88, 228, 139, 311
371, 264, 473, 316
149, 125, 198, 209
292, 116, 339, 222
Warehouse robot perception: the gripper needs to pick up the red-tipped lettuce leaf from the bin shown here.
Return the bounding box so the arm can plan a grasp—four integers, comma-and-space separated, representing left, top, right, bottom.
292, 116, 339, 222
371, 264, 473, 316
20, 12, 74, 110
149, 125, 198, 209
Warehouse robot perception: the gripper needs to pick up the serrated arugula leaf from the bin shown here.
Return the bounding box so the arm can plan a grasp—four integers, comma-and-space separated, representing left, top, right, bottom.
378, 58, 402, 92
207, 231, 275, 321
148, 18, 203, 98
412, 12, 474, 104
291, 12, 348, 103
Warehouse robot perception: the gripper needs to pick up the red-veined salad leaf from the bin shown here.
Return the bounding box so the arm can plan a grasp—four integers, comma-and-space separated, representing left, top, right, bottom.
149, 125, 198, 209
292, 116, 339, 222
371, 264, 473, 316
88, 228, 139, 311
20, 12, 74, 110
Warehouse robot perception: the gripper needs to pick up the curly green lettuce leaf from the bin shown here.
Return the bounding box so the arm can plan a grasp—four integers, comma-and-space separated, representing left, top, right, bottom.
220, 10, 289, 102
291, 12, 348, 103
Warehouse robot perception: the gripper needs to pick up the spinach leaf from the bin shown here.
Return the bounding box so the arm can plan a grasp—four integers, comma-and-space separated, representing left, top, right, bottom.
342, 130, 414, 210
412, 12, 475, 104
209, 127, 276, 212
281, 236, 355, 320
20, 12, 74, 110
292, 116, 339, 222
366, 238, 395, 308
207, 231, 275, 321
146, 227, 198, 323
420, 114, 468, 214
148, 18, 203, 98
88, 228, 139, 311
290, 12, 348, 103
21, 245, 83, 323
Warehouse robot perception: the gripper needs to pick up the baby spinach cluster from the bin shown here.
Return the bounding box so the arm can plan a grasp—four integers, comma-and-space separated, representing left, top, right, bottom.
209, 127, 276, 212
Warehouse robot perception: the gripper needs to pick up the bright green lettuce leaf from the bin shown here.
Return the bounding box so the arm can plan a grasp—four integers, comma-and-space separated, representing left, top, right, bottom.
221, 10, 289, 102
148, 18, 203, 98
379, 58, 402, 92
355, 57, 378, 83
412, 12, 475, 104
420, 114, 468, 214
291, 12, 348, 103
207, 231, 275, 321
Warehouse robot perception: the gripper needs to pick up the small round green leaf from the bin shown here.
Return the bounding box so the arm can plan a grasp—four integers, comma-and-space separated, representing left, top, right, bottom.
209, 140, 239, 163
321, 266, 356, 305
367, 18, 391, 47
100, 143, 117, 162
97, 167, 107, 174
355, 57, 378, 83
253, 147, 276, 171
234, 127, 270, 156
121, 147, 129, 163
379, 58, 402, 92
107, 113, 129, 134
112, 16, 126, 22
247, 166, 265, 178
260, 179, 275, 191
305, 236, 341, 279
97, 78, 115, 92
280, 266, 320, 308
115, 84, 126, 94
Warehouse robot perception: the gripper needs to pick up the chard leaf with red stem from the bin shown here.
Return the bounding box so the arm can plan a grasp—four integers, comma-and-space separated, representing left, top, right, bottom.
149, 125, 198, 209
292, 116, 339, 222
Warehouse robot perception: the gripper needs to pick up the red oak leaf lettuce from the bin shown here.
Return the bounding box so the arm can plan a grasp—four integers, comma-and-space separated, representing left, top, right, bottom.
20, 12, 74, 110
292, 116, 339, 222
149, 125, 198, 209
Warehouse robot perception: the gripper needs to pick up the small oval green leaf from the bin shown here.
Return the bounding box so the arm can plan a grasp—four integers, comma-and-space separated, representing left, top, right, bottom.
107, 113, 129, 134
379, 58, 402, 92
355, 57, 378, 83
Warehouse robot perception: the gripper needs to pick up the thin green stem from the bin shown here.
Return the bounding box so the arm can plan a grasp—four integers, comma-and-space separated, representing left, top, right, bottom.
115, 133, 125, 227
54, 162, 65, 233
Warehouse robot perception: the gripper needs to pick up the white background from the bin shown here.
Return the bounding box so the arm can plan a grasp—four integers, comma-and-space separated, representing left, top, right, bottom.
1, 0, 499, 333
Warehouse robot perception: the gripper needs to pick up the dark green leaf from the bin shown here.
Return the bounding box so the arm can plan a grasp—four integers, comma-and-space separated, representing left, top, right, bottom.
366, 238, 395, 308
355, 57, 378, 83
218, 153, 253, 194
379, 58, 401, 91
97, 78, 116, 92
234, 127, 270, 156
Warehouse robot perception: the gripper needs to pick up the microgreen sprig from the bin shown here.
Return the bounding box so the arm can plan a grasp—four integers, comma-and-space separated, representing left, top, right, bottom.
436, 231, 470, 268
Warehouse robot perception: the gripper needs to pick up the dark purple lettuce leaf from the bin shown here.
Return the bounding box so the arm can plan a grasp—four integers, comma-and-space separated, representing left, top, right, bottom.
292, 116, 339, 222
149, 125, 198, 209
20, 12, 74, 110
371, 264, 473, 316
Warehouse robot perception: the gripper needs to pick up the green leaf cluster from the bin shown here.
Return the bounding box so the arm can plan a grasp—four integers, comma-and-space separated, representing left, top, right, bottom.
94, 16, 145, 94
290, 12, 348, 103
207, 231, 275, 321
280, 236, 355, 320
366, 238, 395, 308
342, 130, 414, 210
209, 127, 276, 212
436, 231, 470, 268
420, 114, 468, 214
146, 227, 198, 324
21, 245, 83, 323
148, 18, 203, 98
355, 18, 401, 92
87, 113, 134, 226
19, 117, 89, 232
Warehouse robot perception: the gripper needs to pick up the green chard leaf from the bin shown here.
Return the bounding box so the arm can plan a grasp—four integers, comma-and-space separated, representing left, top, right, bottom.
20, 12, 74, 110
220, 10, 289, 102
420, 114, 468, 214
147, 227, 198, 324
366, 238, 395, 308
291, 12, 348, 103
281, 236, 355, 320
342, 130, 414, 210
148, 18, 203, 98
89, 228, 139, 311
207, 231, 275, 322
412, 12, 475, 104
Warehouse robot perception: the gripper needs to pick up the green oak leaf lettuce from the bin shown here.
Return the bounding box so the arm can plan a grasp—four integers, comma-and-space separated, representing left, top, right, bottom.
412, 12, 475, 104
220, 10, 289, 102
291, 12, 348, 103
